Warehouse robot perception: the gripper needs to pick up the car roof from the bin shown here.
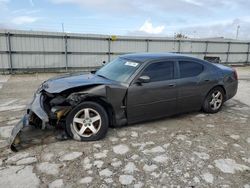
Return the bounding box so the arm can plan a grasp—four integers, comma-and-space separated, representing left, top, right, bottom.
120, 53, 201, 63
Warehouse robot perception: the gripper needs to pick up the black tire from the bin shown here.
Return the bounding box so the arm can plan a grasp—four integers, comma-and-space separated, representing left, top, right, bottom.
65, 101, 109, 141
202, 87, 225, 113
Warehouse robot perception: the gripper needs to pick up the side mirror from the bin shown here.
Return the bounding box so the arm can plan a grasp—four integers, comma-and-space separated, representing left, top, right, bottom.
102, 61, 106, 66
137, 75, 150, 83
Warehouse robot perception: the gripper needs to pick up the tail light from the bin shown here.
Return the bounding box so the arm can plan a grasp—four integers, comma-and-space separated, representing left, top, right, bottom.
233, 68, 238, 80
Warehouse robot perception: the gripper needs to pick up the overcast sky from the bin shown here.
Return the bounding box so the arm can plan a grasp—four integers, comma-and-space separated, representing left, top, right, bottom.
0, 0, 250, 39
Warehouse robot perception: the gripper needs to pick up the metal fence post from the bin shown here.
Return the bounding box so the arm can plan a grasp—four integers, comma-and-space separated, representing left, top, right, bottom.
146, 39, 149, 52
108, 37, 111, 62
7, 32, 13, 74
246, 43, 250, 65
204, 41, 208, 57
64, 34, 68, 71
226, 42, 231, 64
178, 40, 181, 53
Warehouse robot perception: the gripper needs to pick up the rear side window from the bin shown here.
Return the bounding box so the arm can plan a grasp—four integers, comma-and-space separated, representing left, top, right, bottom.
142, 61, 174, 82
179, 61, 203, 78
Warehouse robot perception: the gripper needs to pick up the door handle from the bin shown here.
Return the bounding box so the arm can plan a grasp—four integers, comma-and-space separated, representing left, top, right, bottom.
204, 79, 210, 82
168, 83, 176, 87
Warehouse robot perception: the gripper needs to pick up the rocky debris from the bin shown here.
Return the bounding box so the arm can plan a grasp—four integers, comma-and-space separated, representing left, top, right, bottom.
82, 157, 92, 170
105, 178, 113, 183
143, 130, 157, 134
0, 140, 8, 149
163, 143, 170, 149
16, 157, 37, 165
93, 160, 104, 168
41, 153, 54, 161
176, 135, 187, 141
36, 162, 61, 175
113, 144, 129, 154
143, 146, 165, 154
99, 168, 113, 177
0, 71, 250, 187
214, 158, 250, 173
143, 164, 158, 172
153, 155, 168, 163
109, 137, 119, 142
79, 177, 93, 184
247, 138, 250, 143
48, 179, 64, 188
123, 162, 138, 174
134, 181, 144, 188
94, 150, 108, 159
0, 165, 40, 188
119, 175, 134, 185
111, 160, 122, 168
0, 126, 14, 138
193, 176, 200, 183
6, 152, 31, 165
230, 134, 240, 140
193, 152, 210, 160
59, 152, 83, 161
93, 143, 102, 148
0, 105, 26, 112
131, 131, 138, 137
6, 119, 19, 125
117, 131, 127, 137
202, 172, 214, 184
195, 114, 206, 118
206, 124, 215, 128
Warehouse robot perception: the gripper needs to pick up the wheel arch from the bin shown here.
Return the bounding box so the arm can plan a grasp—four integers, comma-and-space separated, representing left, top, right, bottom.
209, 85, 226, 99
81, 96, 115, 127
202, 84, 226, 105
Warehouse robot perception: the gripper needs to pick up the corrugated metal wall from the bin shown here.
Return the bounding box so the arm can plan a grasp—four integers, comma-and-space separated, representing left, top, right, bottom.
0, 29, 249, 73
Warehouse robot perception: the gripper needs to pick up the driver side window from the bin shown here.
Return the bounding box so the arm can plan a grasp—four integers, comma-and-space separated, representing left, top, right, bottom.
141, 61, 175, 82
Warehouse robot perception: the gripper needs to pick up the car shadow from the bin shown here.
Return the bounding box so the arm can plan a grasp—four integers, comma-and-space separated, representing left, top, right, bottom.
11, 126, 64, 152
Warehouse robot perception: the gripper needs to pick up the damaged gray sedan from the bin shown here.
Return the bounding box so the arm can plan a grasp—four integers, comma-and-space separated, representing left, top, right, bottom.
9, 53, 238, 148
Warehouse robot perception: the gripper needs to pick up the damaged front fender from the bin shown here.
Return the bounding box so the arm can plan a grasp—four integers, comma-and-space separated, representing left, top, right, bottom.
28, 93, 49, 128
67, 84, 128, 127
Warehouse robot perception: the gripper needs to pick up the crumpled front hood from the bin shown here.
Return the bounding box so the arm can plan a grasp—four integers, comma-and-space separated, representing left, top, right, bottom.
43, 73, 115, 93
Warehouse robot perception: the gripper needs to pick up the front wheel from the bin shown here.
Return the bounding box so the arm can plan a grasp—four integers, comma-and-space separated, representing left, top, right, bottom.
65, 101, 109, 141
202, 87, 224, 113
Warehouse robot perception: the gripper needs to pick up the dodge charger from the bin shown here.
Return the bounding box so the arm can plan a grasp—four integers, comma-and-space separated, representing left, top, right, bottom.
9, 53, 238, 148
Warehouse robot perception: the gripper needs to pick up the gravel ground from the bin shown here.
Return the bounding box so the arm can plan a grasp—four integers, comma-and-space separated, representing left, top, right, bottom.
0, 67, 249, 188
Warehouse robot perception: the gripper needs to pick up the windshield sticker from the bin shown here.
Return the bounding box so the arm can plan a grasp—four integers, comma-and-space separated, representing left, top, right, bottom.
125, 62, 139, 67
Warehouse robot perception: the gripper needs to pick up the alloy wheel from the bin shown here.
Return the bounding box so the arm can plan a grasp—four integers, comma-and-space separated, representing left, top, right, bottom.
209, 90, 223, 111
72, 108, 102, 137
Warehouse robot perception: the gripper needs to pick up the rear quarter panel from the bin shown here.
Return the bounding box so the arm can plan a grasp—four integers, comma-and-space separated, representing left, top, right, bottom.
212, 64, 238, 100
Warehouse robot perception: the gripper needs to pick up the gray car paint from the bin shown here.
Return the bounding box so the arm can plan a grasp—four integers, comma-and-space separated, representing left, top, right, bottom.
9, 53, 238, 148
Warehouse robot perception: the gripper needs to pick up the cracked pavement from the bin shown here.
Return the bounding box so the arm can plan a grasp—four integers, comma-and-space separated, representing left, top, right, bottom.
0, 67, 250, 188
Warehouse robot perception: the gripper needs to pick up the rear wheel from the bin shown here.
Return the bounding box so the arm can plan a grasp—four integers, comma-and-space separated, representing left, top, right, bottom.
66, 101, 109, 141
202, 87, 224, 113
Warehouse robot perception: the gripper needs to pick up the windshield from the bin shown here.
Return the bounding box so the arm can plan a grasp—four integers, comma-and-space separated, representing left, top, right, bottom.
95, 58, 141, 83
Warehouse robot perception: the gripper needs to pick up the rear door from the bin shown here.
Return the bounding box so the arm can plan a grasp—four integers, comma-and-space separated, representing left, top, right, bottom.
127, 60, 178, 123
176, 60, 207, 112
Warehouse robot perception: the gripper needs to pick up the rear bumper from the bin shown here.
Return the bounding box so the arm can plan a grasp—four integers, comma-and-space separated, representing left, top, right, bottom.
225, 80, 238, 101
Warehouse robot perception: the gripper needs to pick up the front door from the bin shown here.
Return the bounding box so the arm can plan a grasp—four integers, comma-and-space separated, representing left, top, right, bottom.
127, 61, 178, 123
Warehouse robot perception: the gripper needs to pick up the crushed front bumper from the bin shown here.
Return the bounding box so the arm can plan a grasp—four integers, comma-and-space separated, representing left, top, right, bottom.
8, 93, 49, 151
